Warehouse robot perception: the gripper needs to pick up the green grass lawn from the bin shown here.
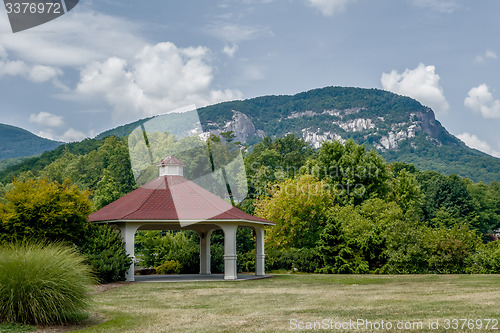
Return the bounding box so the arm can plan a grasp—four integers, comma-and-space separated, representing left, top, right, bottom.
2, 274, 500, 332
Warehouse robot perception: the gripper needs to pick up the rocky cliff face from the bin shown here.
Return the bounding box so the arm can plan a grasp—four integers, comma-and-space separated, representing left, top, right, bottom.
193, 86, 463, 155
95, 86, 500, 183
201, 103, 453, 152
282, 106, 450, 152
202, 110, 265, 143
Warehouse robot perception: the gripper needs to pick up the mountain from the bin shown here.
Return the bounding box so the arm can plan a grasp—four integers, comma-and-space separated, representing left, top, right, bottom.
0, 123, 63, 160
95, 87, 500, 184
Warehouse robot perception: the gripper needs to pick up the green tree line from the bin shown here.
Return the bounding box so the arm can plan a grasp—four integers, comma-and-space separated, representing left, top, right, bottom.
1, 133, 499, 275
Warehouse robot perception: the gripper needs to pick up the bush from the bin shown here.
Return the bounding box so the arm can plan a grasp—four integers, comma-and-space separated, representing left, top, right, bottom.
292, 248, 322, 273
78, 224, 132, 283
0, 178, 91, 245
239, 250, 256, 272
426, 224, 481, 274
382, 222, 430, 274
135, 231, 199, 273
156, 260, 182, 274
210, 242, 225, 273
264, 248, 321, 273
466, 241, 500, 273
0, 242, 93, 325
264, 248, 294, 272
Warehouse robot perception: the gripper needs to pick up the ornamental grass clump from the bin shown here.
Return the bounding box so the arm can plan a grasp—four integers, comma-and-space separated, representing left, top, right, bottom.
0, 242, 94, 325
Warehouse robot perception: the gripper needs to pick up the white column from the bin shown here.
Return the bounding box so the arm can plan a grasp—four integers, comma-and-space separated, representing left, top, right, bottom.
199, 229, 214, 275
118, 223, 141, 282
219, 224, 238, 280
255, 226, 266, 276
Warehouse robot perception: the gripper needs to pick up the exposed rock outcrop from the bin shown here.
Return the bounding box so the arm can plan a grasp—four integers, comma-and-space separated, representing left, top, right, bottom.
203, 110, 265, 143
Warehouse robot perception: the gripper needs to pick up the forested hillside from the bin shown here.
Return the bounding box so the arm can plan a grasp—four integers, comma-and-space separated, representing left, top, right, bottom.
0, 123, 63, 160
1, 133, 499, 275
88, 87, 500, 183
1, 86, 499, 276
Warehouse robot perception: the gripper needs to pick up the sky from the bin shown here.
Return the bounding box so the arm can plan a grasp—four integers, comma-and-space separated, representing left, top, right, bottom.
0, 0, 499, 158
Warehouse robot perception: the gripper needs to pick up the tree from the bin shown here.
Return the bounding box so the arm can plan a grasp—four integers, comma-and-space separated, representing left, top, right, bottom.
0, 178, 91, 244
466, 240, 500, 273
314, 139, 390, 205
467, 181, 500, 235
425, 223, 481, 273
245, 135, 314, 197
78, 224, 131, 283
316, 216, 354, 273
389, 169, 423, 217
382, 221, 430, 274
255, 175, 335, 249
135, 230, 200, 273
40, 136, 136, 196
324, 199, 404, 273
93, 169, 123, 209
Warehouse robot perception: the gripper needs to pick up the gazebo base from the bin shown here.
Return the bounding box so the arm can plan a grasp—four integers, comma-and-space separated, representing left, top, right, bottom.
134, 274, 273, 283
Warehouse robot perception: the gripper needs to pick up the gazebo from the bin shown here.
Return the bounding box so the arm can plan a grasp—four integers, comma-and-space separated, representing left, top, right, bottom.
88, 156, 274, 281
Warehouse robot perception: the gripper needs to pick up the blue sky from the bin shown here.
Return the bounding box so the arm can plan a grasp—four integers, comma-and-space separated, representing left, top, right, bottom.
0, 0, 499, 158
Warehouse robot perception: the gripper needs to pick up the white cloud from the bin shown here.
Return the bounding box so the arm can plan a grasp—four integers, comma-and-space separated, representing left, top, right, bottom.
29, 111, 64, 127
29, 112, 89, 142
0, 44, 7, 59
37, 128, 88, 143
411, 0, 459, 13
0, 58, 29, 77
307, 0, 356, 16
0, 55, 61, 83
59, 128, 88, 142
28, 65, 62, 83
206, 22, 270, 43
464, 84, 500, 119
457, 132, 500, 158
73, 42, 242, 123
486, 50, 497, 59
223, 44, 239, 58
0, 8, 145, 87
475, 50, 497, 63
381, 63, 450, 113
0, 9, 146, 67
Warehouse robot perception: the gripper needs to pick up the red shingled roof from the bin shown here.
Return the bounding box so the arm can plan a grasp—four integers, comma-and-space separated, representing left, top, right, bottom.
88, 175, 273, 224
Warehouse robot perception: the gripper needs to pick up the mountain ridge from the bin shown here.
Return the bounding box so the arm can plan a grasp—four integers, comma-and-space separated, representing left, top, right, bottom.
96, 87, 499, 183
0, 123, 63, 160
2, 87, 499, 184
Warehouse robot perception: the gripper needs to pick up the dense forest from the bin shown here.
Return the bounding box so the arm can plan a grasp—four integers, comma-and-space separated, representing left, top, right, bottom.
1, 132, 499, 275
86, 87, 500, 184
0, 123, 62, 160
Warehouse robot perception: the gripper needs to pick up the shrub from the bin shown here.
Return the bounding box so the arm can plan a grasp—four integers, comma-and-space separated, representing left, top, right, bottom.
0, 242, 93, 325
156, 260, 182, 274
292, 248, 322, 273
210, 242, 225, 273
466, 241, 500, 274
264, 248, 294, 272
264, 248, 321, 273
0, 178, 91, 245
78, 224, 131, 283
382, 222, 430, 274
135, 231, 199, 273
239, 250, 256, 272
426, 224, 481, 274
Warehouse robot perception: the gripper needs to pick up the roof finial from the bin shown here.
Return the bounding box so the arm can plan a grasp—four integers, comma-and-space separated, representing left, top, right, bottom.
157, 155, 184, 177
